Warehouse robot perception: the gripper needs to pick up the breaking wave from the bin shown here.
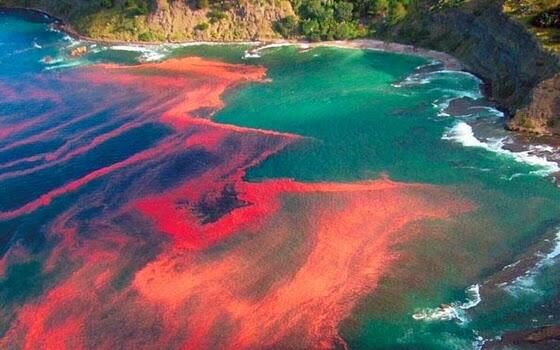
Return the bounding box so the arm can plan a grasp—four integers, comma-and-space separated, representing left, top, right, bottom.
412, 284, 481, 324
501, 228, 560, 297
442, 122, 560, 176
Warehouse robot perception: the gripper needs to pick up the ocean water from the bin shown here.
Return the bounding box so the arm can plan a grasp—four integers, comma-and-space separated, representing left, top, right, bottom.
1, 10, 560, 349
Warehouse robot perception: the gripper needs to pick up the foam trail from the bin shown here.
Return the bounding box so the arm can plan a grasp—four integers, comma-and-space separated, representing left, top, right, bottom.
109, 45, 167, 62
503, 228, 560, 297
394, 70, 484, 88
412, 284, 481, 324
243, 43, 292, 59
443, 122, 560, 176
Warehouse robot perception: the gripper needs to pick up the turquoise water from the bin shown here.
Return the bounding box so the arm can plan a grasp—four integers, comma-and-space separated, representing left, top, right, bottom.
2, 10, 560, 349
213, 46, 560, 349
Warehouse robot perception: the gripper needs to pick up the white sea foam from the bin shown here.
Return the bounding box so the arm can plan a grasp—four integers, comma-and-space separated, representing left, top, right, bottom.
393, 72, 432, 87
412, 284, 481, 324
471, 106, 505, 118
430, 88, 484, 117
109, 45, 167, 62
243, 50, 261, 59
437, 69, 483, 84
545, 230, 560, 260
433, 88, 484, 102
442, 122, 560, 176
44, 60, 87, 70
41, 56, 64, 65
503, 228, 560, 297
394, 70, 483, 88
166, 41, 255, 49
242, 42, 292, 59
62, 34, 81, 47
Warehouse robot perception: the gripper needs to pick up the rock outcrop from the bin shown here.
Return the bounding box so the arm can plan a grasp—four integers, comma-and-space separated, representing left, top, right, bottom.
0, 0, 295, 42
69, 45, 87, 57
3, 0, 560, 135
387, 0, 560, 133
146, 0, 295, 41
508, 72, 560, 135
483, 324, 560, 349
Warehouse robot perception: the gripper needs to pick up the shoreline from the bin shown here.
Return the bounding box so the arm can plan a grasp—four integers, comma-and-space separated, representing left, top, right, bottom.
0, 6, 463, 71
1, 6, 532, 139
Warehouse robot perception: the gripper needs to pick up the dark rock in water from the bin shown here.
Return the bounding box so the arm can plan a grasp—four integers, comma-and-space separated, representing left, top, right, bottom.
508, 73, 560, 136
444, 97, 497, 117
483, 325, 560, 349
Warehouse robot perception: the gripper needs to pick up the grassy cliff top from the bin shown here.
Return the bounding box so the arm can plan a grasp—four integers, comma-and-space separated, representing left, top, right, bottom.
504, 0, 560, 52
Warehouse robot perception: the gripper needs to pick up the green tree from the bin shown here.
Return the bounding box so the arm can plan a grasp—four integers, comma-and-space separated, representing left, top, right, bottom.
334, 1, 354, 21
333, 21, 359, 39
299, 0, 327, 20
138, 31, 155, 41
387, 0, 407, 24
370, 0, 389, 16
301, 19, 322, 41
275, 16, 299, 37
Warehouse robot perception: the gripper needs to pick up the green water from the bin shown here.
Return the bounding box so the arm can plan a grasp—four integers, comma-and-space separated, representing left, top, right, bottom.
208, 46, 560, 349
3, 12, 560, 347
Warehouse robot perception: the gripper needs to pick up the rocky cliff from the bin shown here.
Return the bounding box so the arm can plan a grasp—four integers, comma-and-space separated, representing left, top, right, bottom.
385, 0, 560, 134
0, 0, 295, 41
145, 0, 295, 41
2, 0, 560, 135
507, 72, 560, 135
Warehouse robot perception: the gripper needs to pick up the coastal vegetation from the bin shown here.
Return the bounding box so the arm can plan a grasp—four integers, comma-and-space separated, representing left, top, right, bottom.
0, 0, 295, 41
504, 0, 560, 51
2, 0, 560, 135
0, 0, 413, 41
275, 0, 411, 41
3, 0, 559, 46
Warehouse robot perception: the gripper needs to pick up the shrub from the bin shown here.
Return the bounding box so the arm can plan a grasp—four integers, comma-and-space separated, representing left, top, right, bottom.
301, 19, 322, 41
275, 15, 299, 37
370, 0, 390, 16
194, 22, 210, 31
334, 1, 353, 21
292, 0, 410, 41
387, 0, 407, 24
124, 0, 150, 16
138, 31, 156, 41
333, 21, 359, 39
207, 9, 227, 23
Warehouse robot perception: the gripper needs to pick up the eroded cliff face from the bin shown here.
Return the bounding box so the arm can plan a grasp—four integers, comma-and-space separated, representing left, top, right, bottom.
507, 73, 560, 135
0, 0, 295, 41
146, 0, 294, 41
387, 0, 560, 134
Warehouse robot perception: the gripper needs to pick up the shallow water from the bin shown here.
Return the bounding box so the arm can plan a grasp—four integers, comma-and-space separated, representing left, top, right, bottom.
1, 10, 560, 349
